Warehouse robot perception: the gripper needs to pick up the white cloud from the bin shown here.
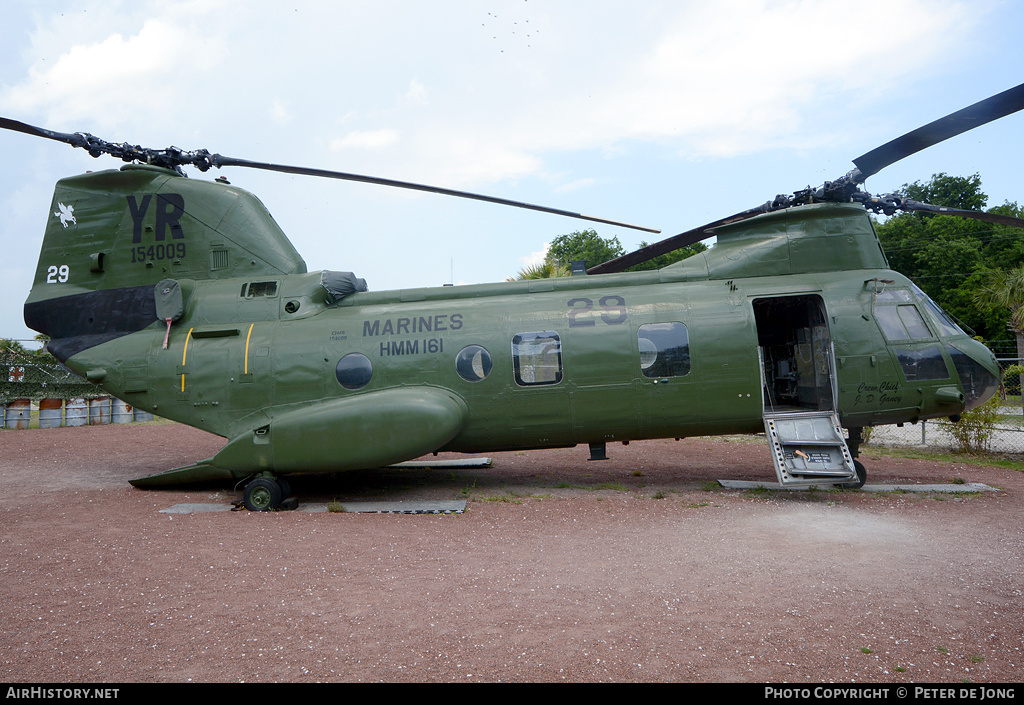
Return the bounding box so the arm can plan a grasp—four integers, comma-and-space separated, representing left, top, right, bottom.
270, 98, 294, 125
519, 243, 550, 268
555, 178, 596, 194
2, 17, 227, 129
405, 79, 428, 106
0, 0, 984, 187
330, 129, 401, 151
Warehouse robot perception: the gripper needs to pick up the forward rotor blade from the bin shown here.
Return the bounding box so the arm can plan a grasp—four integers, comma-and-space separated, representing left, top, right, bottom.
853, 82, 1024, 181
901, 199, 1024, 228
587, 205, 769, 274
211, 155, 660, 233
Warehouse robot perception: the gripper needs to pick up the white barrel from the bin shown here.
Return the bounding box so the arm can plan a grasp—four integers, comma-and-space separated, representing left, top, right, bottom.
4, 399, 30, 430
38, 398, 64, 428
65, 398, 87, 426
111, 398, 133, 424
88, 397, 111, 425
133, 408, 155, 423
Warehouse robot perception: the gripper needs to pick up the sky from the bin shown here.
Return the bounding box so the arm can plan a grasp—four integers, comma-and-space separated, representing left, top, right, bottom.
1, 0, 1023, 344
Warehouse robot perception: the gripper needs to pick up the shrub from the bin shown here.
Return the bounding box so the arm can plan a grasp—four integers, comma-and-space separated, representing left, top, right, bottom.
937, 395, 1001, 454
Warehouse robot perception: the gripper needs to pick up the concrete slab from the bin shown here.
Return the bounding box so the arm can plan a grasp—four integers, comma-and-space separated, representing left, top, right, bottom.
160, 503, 234, 514
389, 457, 493, 469
315, 500, 468, 514
717, 480, 998, 493
160, 499, 469, 514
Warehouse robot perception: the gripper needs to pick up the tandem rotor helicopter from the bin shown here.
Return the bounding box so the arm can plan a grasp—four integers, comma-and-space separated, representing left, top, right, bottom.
4, 81, 1024, 510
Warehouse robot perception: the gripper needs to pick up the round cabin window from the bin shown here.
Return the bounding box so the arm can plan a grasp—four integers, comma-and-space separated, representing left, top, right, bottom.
455, 345, 493, 382
335, 353, 373, 390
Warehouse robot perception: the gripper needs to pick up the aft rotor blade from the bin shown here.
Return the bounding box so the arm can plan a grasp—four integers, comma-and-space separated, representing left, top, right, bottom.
0, 117, 81, 146
587, 205, 769, 274
0, 117, 660, 234
209, 155, 660, 234
853, 82, 1024, 180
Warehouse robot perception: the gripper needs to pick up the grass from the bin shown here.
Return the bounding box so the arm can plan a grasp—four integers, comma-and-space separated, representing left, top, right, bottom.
862, 445, 1024, 472
551, 481, 628, 491
481, 494, 523, 504
468, 488, 552, 504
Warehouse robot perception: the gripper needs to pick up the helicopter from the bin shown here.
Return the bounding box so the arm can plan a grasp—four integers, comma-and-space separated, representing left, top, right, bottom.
4, 81, 1023, 510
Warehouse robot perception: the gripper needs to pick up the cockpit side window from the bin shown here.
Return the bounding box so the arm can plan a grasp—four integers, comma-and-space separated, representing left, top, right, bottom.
241, 281, 279, 298
920, 297, 966, 337
911, 283, 966, 337
876, 304, 933, 341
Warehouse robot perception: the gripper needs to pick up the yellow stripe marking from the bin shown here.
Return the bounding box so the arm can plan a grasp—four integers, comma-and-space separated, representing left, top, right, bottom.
245, 323, 254, 374
181, 328, 193, 392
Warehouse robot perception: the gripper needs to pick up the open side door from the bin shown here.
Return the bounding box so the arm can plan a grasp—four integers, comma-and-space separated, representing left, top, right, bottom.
754, 295, 858, 486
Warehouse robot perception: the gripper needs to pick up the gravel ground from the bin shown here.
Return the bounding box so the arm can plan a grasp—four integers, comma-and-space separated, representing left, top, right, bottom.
1, 421, 1022, 683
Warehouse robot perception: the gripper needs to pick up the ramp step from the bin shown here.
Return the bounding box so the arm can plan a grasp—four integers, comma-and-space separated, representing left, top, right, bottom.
764, 410, 856, 486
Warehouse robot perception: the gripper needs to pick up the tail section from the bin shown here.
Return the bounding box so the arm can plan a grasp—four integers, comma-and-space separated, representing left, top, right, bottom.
24, 164, 306, 361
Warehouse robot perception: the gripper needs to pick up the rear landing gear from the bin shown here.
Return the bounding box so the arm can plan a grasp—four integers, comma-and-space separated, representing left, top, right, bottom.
243, 476, 283, 511
240, 474, 297, 511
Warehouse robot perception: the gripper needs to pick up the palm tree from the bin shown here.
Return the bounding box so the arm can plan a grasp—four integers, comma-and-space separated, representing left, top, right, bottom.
974, 265, 1024, 360
507, 261, 570, 281
0, 338, 27, 354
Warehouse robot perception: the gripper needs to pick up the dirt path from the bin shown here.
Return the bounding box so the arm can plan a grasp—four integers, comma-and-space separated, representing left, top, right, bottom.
1, 423, 1021, 682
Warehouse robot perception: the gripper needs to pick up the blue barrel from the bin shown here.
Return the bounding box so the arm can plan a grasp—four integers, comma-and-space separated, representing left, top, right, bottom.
4, 399, 30, 430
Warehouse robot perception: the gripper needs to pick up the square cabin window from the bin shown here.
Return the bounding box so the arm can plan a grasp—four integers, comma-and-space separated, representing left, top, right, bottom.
512, 331, 562, 386
638, 322, 691, 378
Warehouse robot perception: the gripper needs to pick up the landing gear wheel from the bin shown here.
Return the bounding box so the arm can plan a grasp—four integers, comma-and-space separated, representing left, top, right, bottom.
277, 478, 292, 500
841, 460, 867, 490
244, 477, 283, 511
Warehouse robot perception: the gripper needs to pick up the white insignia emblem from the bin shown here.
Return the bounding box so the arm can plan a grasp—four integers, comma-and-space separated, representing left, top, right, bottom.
54, 203, 76, 228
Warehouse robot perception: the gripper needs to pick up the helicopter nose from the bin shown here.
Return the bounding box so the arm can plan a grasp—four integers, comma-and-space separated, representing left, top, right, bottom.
946, 340, 1001, 411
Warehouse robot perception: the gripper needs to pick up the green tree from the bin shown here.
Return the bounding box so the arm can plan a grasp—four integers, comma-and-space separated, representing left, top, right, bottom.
623, 240, 708, 271
545, 230, 624, 270
874, 173, 1024, 347
543, 229, 708, 274
32, 334, 55, 361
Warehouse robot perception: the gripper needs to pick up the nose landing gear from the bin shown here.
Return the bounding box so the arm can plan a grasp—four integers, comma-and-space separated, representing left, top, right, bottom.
840, 427, 868, 489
